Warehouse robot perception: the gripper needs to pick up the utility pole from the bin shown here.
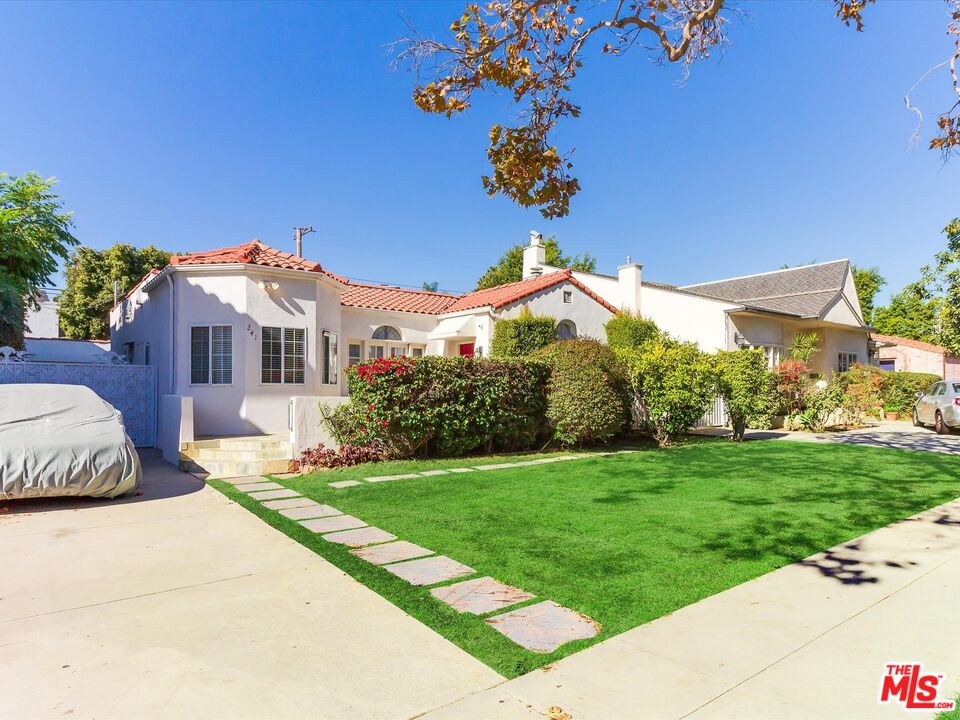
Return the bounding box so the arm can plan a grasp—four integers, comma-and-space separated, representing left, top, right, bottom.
294, 226, 315, 258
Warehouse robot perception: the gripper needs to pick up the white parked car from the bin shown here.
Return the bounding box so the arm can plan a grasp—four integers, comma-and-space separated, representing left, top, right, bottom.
913, 381, 960, 435
0, 384, 141, 500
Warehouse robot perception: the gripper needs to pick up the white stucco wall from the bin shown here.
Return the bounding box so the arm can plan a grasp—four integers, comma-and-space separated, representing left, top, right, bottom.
24, 298, 61, 338
23, 337, 112, 363
495, 281, 613, 342
641, 286, 738, 352
111, 278, 173, 396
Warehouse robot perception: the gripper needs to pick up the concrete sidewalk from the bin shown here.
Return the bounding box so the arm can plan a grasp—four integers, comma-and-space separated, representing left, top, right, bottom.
0, 451, 500, 719
422, 497, 960, 720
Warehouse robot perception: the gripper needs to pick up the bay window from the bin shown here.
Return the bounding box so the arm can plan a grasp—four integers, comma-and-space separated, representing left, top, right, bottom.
262, 326, 305, 384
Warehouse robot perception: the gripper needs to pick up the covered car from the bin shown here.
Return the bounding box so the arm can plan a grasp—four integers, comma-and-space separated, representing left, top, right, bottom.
0, 384, 141, 500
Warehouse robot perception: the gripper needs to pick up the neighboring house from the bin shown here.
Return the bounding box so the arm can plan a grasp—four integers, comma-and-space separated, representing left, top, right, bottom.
110, 231, 870, 447
871, 333, 960, 380
20, 289, 112, 362
24, 289, 60, 338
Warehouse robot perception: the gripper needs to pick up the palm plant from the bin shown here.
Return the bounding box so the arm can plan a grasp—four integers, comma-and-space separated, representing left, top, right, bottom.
789, 332, 821, 364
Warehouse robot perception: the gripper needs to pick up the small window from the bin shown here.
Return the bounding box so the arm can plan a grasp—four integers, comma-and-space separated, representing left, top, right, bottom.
563, 290, 573, 304
367, 344, 385, 359
261, 326, 305, 384
123, 341, 134, 364
191, 325, 232, 384
144, 343, 150, 366
372, 325, 401, 341
348, 343, 361, 366
411, 346, 424, 357
837, 352, 858, 372
321, 331, 338, 384
556, 320, 577, 340
878, 358, 895, 372
389, 345, 406, 357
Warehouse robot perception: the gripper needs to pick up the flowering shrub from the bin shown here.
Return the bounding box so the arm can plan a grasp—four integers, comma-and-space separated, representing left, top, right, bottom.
300, 442, 382, 469
776, 359, 811, 414
334, 355, 549, 458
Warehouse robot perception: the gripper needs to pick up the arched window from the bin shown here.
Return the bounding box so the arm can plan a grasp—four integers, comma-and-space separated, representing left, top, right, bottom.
372, 325, 402, 341
556, 320, 577, 340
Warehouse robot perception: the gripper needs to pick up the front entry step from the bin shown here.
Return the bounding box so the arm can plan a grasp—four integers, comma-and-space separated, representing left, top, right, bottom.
180, 434, 295, 479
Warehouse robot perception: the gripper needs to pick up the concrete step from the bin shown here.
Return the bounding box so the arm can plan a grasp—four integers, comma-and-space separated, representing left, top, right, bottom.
180, 456, 296, 479
191, 448, 292, 462
183, 434, 289, 453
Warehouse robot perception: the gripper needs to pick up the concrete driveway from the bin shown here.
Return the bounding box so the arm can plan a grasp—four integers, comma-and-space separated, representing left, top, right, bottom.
696, 420, 960, 455
0, 451, 500, 720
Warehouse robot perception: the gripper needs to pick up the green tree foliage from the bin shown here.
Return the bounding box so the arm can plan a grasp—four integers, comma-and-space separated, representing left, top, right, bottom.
872, 282, 945, 346
604, 311, 661, 351
851, 265, 886, 324
58, 244, 172, 339
533, 339, 631, 446
788, 332, 822, 364
713, 349, 777, 441
491, 308, 557, 358
922, 218, 960, 354
621, 338, 714, 447
475, 236, 596, 290
0, 172, 77, 348
422, 281, 440, 292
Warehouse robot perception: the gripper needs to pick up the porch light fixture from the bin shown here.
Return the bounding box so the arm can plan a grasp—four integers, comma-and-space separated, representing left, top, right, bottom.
734, 332, 749, 349
258, 281, 280, 293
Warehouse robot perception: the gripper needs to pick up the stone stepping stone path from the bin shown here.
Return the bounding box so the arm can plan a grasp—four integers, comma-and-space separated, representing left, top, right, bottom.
300, 514, 366, 534
351, 540, 433, 565
430, 576, 534, 615
262, 497, 318, 510
323, 526, 396, 546
381, 555, 475, 586
249, 488, 301, 500
232, 475, 601, 654
278, 504, 341, 520
235, 481, 283, 492
221, 475, 267, 485
485, 600, 600, 654
339, 450, 637, 487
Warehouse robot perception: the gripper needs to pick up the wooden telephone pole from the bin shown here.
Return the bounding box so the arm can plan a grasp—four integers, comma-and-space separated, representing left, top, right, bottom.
294, 226, 314, 258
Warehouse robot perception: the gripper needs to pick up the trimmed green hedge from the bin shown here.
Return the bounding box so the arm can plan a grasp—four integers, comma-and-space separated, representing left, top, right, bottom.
533, 339, 632, 446
334, 356, 549, 457
491, 309, 557, 358
604, 311, 661, 351
880, 370, 941, 415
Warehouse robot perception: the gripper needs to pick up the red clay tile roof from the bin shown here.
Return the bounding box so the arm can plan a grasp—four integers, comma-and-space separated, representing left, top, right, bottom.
340, 283, 460, 315
443, 270, 618, 314
169, 240, 348, 283
871, 333, 953, 356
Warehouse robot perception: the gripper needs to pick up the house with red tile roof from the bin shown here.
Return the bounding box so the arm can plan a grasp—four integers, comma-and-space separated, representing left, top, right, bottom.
110, 232, 871, 462
871, 334, 960, 380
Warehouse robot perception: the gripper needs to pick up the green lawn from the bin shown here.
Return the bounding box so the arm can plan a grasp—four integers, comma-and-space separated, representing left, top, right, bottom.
212, 439, 960, 678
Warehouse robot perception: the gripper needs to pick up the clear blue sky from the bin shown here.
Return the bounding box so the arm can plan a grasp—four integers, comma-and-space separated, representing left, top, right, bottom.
2, 1, 957, 300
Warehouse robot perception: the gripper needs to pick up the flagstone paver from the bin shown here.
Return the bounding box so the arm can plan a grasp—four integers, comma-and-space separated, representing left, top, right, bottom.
261, 497, 319, 510
272, 472, 300, 479
278, 504, 342, 520
473, 463, 520, 471
447, 468, 475, 474
366, 473, 421, 483
220, 475, 268, 485
352, 541, 434, 565
249, 488, 301, 501
382, 556, 476, 586
485, 600, 599, 653
329, 480, 362, 489
235, 481, 284, 492
322, 527, 397, 546
419, 469, 450, 477
300, 514, 367, 534
430, 576, 535, 615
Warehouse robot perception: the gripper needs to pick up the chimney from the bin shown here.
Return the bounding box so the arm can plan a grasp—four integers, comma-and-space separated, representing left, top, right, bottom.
618, 257, 642, 313
522, 230, 546, 279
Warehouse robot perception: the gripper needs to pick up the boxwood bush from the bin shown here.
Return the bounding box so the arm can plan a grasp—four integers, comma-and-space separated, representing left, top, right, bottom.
604, 310, 661, 351
333, 356, 549, 457
491, 308, 557, 358
532, 339, 632, 446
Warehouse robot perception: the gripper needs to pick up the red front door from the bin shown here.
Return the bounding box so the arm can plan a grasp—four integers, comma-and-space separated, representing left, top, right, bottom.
458, 342, 475, 357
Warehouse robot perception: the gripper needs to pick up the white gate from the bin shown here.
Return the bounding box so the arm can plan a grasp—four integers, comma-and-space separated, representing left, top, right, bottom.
0, 360, 158, 447
694, 396, 728, 428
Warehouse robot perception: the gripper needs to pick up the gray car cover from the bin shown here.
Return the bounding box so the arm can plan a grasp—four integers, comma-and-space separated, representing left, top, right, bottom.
0, 384, 141, 500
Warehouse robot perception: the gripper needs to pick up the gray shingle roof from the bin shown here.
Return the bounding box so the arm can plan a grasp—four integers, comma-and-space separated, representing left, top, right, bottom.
679, 260, 850, 318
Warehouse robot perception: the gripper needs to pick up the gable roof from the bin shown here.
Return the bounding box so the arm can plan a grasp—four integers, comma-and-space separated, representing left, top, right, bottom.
340, 283, 460, 315
443, 269, 618, 314
680, 260, 851, 319
169, 240, 348, 283
871, 333, 954, 357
